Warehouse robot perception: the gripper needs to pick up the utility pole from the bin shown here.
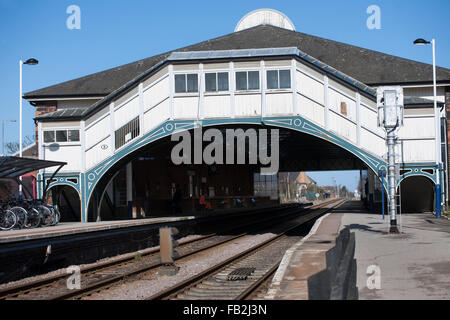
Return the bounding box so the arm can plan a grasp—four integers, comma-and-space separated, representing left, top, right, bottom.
1, 120, 17, 156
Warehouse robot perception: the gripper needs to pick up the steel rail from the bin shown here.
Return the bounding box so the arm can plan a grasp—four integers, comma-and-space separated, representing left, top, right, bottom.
0, 199, 340, 300
61, 204, 319, 300
0, 204, 302, 299
148, 199, 345, 300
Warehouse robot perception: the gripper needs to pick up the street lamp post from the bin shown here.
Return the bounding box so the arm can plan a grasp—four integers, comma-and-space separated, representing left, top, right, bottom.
1, 120, 17, 156
19, 58, 39, 200
413, 38, 441, 218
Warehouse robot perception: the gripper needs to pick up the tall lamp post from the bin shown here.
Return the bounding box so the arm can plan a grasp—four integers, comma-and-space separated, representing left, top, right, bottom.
19, 58, 39, 200
1, 120, 17, 156
413, 38, 442, 218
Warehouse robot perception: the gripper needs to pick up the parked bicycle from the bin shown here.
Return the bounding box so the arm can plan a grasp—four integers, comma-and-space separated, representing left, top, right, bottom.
0, 204, 17, 231
0, 199, 61, 230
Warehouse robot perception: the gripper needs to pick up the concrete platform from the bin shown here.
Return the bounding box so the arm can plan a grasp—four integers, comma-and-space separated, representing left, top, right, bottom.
0, 203, 287, 244
0, 216, 195, 244
339, 201, 450, 300
268, 200, 450, 300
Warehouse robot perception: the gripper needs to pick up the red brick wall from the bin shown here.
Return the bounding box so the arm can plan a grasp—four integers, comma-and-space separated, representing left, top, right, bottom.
34, 101, 57, 155
446, 88, 450, 203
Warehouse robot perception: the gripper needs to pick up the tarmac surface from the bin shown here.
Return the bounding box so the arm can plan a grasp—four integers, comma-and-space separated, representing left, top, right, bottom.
339, 201, 450, 300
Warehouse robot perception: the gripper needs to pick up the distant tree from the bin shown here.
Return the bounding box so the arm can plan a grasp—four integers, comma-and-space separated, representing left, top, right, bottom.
340, 186, 348, 198
5, 135, 35, 155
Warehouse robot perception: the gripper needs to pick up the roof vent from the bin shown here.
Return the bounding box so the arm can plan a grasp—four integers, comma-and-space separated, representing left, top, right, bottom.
235, 9, 296, 32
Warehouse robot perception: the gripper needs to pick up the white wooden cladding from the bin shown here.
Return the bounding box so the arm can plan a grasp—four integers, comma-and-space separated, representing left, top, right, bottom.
44, 60, 438, 171
44, 145, 82, 172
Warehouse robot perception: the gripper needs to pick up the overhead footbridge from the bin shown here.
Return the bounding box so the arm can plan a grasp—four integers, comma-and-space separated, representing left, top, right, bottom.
31, 46, 441, 221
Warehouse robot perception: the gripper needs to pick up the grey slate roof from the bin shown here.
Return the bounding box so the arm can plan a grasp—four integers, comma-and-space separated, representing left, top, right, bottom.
25, 25, 450, 100
36, 46, 378, 121
404, 96, 444, 106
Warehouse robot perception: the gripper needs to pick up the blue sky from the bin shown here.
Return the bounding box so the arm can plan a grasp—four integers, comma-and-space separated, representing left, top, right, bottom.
0, 0, 449, 191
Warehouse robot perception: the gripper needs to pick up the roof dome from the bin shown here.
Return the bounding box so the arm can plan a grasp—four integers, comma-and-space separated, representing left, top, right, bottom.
235, 9, 296, 32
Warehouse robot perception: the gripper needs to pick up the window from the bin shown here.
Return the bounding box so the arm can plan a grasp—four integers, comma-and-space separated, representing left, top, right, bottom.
68, 130, 80, 142
254, 173, 279, 199
175, 74, 198, 93
43, 131, 55, 143
205, 72, 229, 92
56, 130, 68, 142
43, 130, 80, 143
236, 71, 259, 91
267, 69, 291, 89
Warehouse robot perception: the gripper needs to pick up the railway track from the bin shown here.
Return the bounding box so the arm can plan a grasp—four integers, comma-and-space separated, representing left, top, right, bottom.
0, 199, 343, 300
148, 199, 346, 300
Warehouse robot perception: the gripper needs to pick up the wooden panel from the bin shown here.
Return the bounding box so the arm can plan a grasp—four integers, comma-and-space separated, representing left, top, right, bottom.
85, 114, 110, 149
44, 145, 82, 172
114, 96, 140, 129
265, 92, 293, 115
143, 77, 170, 112
296, 70, 324, 105
204, 95, 231, 118
360, 106, 385, 137
142, 66, 168, 89
143, 100, 170, 133
329, 112, 357, 144
360, 129, 385, 158
296, 61, 324, 81
173, 96, 199, 119
235, 94, 261, 117
328, 88, 356, 121
42, 121, 80, 128
297, 94, 325, 126
399, 117, 435, 139
86, 136, 110, 170
265, 60, 291, 67
402, 140, 435, 162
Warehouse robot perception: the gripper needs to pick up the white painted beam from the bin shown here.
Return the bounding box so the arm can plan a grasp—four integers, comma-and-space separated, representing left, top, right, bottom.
292, 59, 298, 115
109, 102, 115, 155
80, 120, 86, 172
230, 61, 236, 118
261, 60, 266, 118
169, 64, 174, 120
138, 83, 144, 137
324, 75, 330, 130
356, 92, 361, 146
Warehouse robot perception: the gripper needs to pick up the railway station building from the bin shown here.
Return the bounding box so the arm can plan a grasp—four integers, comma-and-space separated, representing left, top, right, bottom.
23, 9, 450, 222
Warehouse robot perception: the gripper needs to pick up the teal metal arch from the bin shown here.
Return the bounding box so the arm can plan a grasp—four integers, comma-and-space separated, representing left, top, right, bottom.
82, 115, 389, 221
37, 172, 81, 200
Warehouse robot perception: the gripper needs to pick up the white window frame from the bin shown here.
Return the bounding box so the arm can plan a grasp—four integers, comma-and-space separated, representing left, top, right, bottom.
204, 71, 230, 95
265, 68, 292, 92
173, 72, 200, 96
42, 128, 81, 146
234, 70, 261, 93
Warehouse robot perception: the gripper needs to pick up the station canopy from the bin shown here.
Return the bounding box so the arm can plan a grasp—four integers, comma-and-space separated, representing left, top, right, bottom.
0, 156, 66, 178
